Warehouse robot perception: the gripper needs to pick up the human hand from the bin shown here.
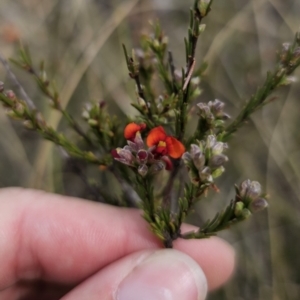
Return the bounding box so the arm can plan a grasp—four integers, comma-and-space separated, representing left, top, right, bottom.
0, 188, 235, 300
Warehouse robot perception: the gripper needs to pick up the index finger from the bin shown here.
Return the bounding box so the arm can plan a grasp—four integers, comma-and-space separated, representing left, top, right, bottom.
0, 188, 234, 290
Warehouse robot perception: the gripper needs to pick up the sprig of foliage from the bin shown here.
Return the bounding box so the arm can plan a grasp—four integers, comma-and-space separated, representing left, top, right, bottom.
10, 46, 94, 146
181, 180, 268, 239
0, 86, 109, 165
219, 32, 300, 141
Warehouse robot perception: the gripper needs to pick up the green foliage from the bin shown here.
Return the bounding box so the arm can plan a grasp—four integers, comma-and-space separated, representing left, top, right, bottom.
219, 32, 300, 142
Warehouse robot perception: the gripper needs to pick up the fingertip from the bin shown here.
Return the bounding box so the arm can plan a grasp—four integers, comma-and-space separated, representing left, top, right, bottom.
174, 236, 235, 290
62, 249, 208, 300
116, 249, 208, 300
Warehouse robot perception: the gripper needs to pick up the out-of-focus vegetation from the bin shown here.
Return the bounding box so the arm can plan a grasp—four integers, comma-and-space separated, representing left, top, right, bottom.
0, 0, 300, 299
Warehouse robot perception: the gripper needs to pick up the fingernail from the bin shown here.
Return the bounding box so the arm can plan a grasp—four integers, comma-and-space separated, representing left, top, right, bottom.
116, 249, 207, 300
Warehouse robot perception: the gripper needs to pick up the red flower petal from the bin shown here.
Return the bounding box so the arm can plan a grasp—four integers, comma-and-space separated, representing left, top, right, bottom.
146, 126, 167, 147
124, 123, 146, 140
165, 136, 185, 159
155, 145, 168, 156
137, 149, 148, 161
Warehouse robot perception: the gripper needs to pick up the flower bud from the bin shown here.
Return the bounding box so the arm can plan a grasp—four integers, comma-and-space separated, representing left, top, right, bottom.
199, 24, 206, 33
190, 144, 205, 170
198, 0, 211, 17
182, 152, 192, 164
88, 119, 98, 127
190, 144, 201, 158
199, 166, 213, 183
15, 102, 25, 116
206, 135, 216, 149
133, 131, 144, 150
215, 141, 228, 155
127, 140, 138, 152
137, 97, 147, 109
137, 149, 148, 163
211, 166, 225, 178
214, 120, 225, 128
196, 102, 206, 110
239, 179, 251, 198
118, 148, 134, 164
123, 145, 132, 151
249, 198, 268, 213
23, 120, 34, 129
209, 99, 224, 111
282, 42, 291, 52
5, 90, 16, 99
247, 181, 261, 199
152, 161, 165, 172
197, 103, 212, 120
208, 99, 230, 120
138, 164, 148, 176
241, 208, 252, 219
210, 154, 228, 168
234, 201, 244, 217
193, 151, 205, 170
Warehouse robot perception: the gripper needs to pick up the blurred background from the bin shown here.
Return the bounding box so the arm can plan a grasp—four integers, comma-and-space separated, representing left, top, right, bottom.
0, 0, 300, 299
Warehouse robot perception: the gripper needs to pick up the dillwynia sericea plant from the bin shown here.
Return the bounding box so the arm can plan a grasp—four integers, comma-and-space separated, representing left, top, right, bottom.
1, 0, 300, 248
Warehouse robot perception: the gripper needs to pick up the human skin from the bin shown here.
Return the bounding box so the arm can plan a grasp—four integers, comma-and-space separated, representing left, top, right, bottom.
0, 188, 235, 299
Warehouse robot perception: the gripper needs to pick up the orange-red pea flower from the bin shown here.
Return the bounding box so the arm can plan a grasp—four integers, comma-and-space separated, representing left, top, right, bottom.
146, 126, 185, 159
124, 122, 146, 141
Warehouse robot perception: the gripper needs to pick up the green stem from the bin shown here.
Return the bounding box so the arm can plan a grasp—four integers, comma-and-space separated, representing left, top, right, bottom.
221, 33, 300, 141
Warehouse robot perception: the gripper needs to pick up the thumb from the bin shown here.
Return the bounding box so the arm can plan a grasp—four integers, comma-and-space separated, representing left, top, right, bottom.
62, 249, 208, 300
